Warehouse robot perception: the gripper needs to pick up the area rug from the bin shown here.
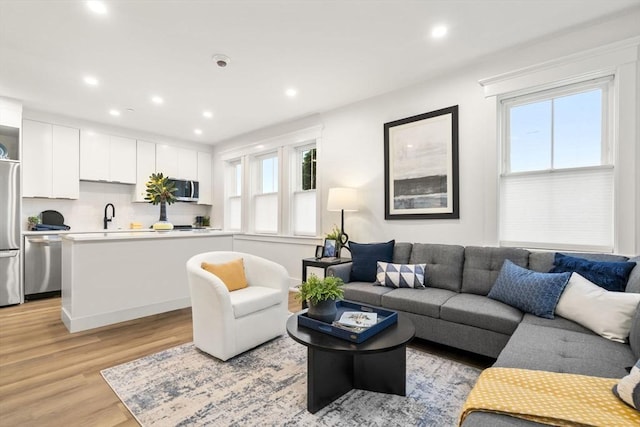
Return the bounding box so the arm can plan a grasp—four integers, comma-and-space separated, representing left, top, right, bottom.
101, 336, 481, 426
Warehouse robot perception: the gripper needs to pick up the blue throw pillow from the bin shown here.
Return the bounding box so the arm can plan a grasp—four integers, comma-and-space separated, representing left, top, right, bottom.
488, 260, 571, 319
349, 240, 395, 282
549, 253, 636, 292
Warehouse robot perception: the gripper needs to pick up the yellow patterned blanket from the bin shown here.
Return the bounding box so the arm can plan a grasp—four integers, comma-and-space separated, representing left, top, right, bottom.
459, 367, 640, 427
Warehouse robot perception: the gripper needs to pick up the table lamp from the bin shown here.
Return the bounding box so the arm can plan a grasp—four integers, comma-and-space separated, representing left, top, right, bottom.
327, 187, 358, 255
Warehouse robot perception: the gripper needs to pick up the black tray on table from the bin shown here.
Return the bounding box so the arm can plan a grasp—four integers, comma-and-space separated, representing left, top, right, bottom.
297, 300, 398, 343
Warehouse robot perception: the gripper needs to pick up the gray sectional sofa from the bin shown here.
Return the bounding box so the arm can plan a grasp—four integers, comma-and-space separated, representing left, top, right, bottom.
326, 243, 640, 427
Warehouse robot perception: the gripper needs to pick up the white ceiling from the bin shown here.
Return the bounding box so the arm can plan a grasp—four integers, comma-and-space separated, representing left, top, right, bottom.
1, 0, 639, 145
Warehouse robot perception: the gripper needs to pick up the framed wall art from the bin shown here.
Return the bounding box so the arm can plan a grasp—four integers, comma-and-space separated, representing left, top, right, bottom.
384, 105, 459, 220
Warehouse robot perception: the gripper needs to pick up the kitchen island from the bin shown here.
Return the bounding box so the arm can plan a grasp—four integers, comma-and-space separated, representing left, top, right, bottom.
61, 230, 234, 332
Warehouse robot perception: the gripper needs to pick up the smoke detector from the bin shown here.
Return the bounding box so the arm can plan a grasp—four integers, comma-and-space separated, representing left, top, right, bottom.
212, 54, 230, 68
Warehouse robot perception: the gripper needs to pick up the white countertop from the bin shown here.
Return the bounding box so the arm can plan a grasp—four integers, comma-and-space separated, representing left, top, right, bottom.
61, 229, 234, 241
23, 228, 222, 236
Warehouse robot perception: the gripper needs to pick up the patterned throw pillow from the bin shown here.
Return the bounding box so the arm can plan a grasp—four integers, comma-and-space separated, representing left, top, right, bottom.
488, 260, 571, 319
550, 253, 636, 292
613, 360, 640, 409
375, 262, 427, 289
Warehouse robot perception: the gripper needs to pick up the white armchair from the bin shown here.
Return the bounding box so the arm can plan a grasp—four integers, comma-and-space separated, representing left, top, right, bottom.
186, 251, 289, 361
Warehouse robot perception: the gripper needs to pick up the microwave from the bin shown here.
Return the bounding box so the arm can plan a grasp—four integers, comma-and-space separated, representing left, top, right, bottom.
169, 178, 199, 202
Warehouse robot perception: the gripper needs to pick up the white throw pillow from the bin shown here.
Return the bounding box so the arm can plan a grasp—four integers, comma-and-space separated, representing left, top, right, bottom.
556, 273, 640, 343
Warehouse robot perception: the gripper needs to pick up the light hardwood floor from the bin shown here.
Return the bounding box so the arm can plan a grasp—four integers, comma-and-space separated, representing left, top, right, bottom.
0, 295, 489, 426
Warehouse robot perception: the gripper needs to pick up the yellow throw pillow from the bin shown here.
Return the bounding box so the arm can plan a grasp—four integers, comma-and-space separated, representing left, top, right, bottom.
201, 258, 248, 292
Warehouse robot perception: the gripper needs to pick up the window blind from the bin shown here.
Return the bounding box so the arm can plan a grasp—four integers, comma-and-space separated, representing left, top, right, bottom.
499, 167, 613, 252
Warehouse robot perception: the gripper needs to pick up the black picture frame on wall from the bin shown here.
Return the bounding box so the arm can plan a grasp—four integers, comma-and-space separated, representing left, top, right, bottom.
384, 105, 459, 220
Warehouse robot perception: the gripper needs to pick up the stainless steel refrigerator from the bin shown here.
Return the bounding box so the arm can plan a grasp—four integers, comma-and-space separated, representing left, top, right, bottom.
0, 159, 21, 306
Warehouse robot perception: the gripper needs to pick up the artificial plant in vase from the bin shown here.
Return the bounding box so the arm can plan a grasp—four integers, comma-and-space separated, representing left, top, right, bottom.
145, 172, 177, 230
296, 274, 344, 323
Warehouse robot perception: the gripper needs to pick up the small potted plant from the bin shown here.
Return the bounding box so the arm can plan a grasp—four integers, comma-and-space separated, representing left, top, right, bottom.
145, 172, 177, 230
27, 216, 40, 230
296, 274, 344, 323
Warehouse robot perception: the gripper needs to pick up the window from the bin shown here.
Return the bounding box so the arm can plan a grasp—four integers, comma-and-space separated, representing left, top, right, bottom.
225, 160, 242, 231
253, 153, 279, 234
292, 146, 317, 235
499, 77, 614, 251
221, 125, 321, 236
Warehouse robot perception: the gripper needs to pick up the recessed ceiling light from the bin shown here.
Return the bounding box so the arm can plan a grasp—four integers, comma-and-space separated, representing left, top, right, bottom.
86, 1, 107, 15
285, 88, 298, 98
431, 25, 448, 39
83, 75, 99, 86
109, 109, 120, 116
256, 144, 265, 149
202, 111, 213, 119
151, 96, 164, 104
194, 129, 203, 135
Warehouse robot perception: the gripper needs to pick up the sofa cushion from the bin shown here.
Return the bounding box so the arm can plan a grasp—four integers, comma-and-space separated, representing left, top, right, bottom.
549, 253, 636, 292
393, 242, 413, 264
462, 246, 529, 295
627, 256, 640, 294
440, 294, 523, 335
488, 260, 570, 319
528, 251, 629, 274
374, 261, 426, 288
495, 323, 636, 379
381, 287, 457, 318
556, 273, 640, 343
409, 243, 465, 292
229, 286, 282, 318
342, 282, 394, 307
612, 360, 640, 410
631, 308, 640, 359
349, 240, 395, 282
520, 313, 594, 335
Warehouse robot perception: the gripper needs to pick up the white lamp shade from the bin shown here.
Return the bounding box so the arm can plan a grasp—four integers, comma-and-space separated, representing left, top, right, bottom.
327, 187, 358, 212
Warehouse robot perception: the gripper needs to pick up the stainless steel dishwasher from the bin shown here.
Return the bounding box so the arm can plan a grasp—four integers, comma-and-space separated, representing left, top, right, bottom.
24, 234, 62, 300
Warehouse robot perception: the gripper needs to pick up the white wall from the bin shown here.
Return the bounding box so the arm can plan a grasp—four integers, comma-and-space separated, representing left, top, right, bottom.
21, 110, 214, 231
212, 10, 640, 279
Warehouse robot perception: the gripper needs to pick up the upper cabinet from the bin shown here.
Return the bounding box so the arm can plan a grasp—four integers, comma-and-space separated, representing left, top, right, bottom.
80, 131, 136, 184
197, 151, 212, 205
133, 140, 156, 202
22, 119, 79, 199
156, 144, 197, 180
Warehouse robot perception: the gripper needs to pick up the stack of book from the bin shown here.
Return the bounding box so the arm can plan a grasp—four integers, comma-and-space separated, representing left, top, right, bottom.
332, 311, 378, 332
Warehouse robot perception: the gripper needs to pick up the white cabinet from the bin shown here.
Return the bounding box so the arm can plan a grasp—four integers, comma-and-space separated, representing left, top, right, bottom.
80, 131, 136, 184
178, 148, 198, 180
156, 144, 198, 180
79, 131, 109, 181
52, 126, 80, 199
155, 144, 178, 178
109, 136, 136, 184
133, 140, 156, 202
197, 151, 212, 205
22, 119, 79, 199
0, 98, 22, 128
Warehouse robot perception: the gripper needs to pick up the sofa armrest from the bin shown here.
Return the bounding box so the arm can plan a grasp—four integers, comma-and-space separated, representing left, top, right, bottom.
326, 262, 352, 283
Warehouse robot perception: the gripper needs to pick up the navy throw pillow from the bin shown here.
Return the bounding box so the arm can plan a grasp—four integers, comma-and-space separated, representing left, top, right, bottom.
549, 253, 636, 292
488, 260, 571, 319
349, 240, 395, 282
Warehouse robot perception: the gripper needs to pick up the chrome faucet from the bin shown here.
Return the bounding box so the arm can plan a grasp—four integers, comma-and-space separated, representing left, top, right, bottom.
104, 203, 115, 230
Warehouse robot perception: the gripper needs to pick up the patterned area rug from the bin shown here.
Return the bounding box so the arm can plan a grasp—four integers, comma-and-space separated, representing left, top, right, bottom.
101, 336, 480, 426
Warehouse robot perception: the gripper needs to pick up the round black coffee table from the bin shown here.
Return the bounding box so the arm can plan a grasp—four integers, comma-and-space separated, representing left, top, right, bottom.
286, 313, 415, 413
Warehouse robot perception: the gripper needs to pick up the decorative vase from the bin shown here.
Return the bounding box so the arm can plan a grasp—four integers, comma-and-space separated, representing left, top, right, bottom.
308, 299, 337, 324
153, 201, 174, 231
